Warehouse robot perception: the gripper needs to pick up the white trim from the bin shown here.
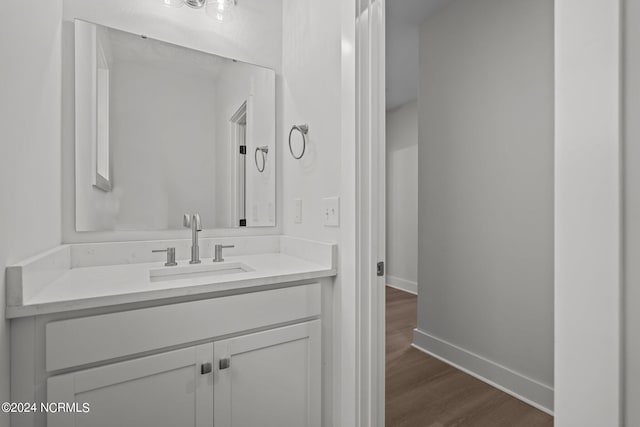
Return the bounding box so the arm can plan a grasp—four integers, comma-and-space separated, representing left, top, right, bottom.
385, 276, 417, 295
555, 0, 622, 424
354, 0, 386, 425
413, 329, 554, 415
339, 0, 359, 425
229, 101, 248, 228
374, 0, 386, 424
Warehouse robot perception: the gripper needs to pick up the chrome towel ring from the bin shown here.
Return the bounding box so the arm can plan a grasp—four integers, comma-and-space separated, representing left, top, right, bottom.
255, 146, 269, 173
289, 124, 309, 160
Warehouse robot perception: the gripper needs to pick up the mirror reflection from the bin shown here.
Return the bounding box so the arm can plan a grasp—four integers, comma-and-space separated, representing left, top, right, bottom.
74, 20, 276, 232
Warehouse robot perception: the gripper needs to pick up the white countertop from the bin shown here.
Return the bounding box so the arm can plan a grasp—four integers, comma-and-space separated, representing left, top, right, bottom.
6, 236, 337, 318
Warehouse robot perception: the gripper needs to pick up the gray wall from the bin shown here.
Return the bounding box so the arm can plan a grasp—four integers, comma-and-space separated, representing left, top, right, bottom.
386, 100, 419, 293
414, 0, 554, 406
625, 0, 640, 424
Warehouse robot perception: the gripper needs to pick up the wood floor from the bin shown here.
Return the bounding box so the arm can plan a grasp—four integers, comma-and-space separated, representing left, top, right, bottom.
385, 286, 554, 427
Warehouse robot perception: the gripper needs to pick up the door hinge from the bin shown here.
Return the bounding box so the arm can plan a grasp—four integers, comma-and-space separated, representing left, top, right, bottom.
239, 145, 247, 155
377, 261, 384, 277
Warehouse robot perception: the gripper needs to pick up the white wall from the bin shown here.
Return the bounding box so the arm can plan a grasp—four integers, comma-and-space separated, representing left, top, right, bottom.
109, 61, 218, 230
63, 0, 282, 70
280, 0, 346, 424
414, 0, 554, 411
385, 100, 418, 294
385, 24, 419, 111
0, 0, 351, 424
244, 66, 277, 227
213, 62, 276, 228
625, 1, 640, 425
73, 27, 224, 231
0, 1, 63, 426
385, 0, 450, 110
281, 0, 342, 243
72, 21, 116, 231
62, 0, 283, 242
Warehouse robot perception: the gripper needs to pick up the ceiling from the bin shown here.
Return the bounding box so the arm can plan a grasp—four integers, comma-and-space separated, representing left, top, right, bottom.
386, 0, 451, 110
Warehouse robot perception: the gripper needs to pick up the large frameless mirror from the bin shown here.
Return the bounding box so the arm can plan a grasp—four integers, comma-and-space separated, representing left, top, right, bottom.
73, 20, 276, 231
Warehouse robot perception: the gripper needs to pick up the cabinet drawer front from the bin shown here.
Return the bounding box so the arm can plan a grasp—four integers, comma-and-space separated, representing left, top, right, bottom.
46, 283, 321, 371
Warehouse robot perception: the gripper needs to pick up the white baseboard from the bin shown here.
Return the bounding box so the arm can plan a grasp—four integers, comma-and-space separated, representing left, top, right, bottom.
412, 328, 554, 415
386, 275, 417, 294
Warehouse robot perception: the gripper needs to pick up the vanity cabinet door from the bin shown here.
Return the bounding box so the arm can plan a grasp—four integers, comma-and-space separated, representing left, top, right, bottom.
214, 320, 321, 427
47, 344, 214, 427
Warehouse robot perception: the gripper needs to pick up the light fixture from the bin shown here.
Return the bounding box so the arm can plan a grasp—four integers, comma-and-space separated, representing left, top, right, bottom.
160, 0, 237, 22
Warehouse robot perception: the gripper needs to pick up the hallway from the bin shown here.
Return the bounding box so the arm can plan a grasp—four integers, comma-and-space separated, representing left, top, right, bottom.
385, 287, 554, 426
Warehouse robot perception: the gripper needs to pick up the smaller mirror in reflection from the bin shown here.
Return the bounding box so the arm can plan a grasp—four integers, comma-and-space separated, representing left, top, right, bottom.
73, 20, 276, 232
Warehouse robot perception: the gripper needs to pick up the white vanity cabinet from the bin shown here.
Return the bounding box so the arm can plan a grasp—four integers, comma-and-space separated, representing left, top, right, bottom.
46, 320, 321, 427
11, 282, 330, 427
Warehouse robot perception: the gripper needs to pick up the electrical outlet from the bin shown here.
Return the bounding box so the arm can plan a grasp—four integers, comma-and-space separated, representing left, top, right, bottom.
294, 199, 302, 223
323, 197, 340, 227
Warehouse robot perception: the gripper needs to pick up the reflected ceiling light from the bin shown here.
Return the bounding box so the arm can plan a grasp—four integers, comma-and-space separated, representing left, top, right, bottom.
161, 0, 237, 22
161, 0, 185, 8
205, 0, 237, 22
184, 0, 206, 8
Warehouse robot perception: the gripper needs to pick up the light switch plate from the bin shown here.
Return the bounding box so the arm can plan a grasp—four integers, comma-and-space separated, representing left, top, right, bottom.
323, 197, 340, 227
294, 199, 302, 224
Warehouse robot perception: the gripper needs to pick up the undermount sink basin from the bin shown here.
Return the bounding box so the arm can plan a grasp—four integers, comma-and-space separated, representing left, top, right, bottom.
150, 262, 253, 282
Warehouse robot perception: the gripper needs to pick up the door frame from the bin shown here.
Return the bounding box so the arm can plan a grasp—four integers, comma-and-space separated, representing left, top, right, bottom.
554, 0, 622, 425
349, 0, 624, 426
349, 0, 386, 426
228, 101, 248, 228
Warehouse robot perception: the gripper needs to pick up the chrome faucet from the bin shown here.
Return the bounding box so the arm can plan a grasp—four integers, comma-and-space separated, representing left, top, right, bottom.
183, 213, 202, 264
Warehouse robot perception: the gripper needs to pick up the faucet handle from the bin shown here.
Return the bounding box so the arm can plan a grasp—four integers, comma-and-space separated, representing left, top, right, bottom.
213, 244, 235, 262
152, 247, 178, 267
183, 213, 191, 228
